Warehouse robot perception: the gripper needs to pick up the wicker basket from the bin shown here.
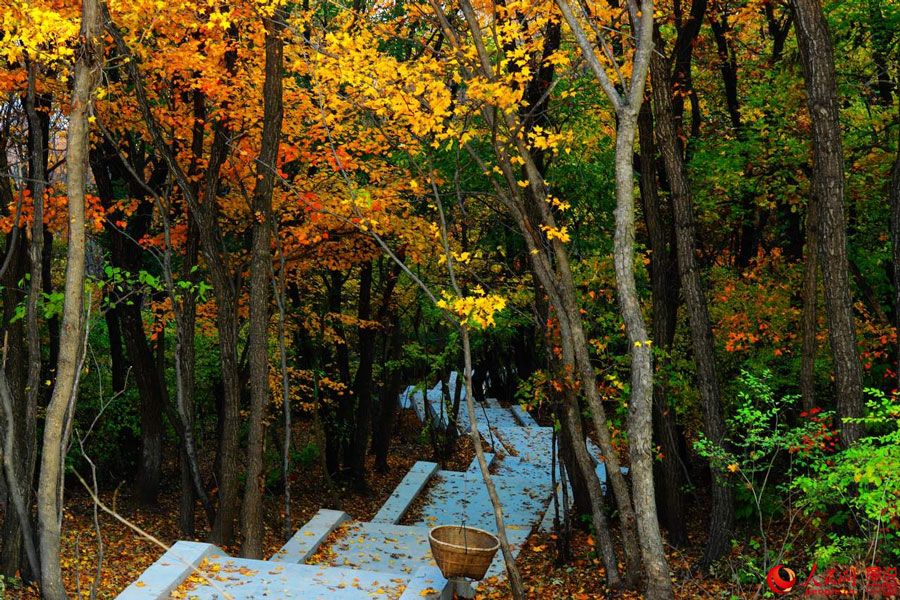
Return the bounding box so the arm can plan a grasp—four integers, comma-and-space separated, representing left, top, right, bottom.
428, 525, 501, 580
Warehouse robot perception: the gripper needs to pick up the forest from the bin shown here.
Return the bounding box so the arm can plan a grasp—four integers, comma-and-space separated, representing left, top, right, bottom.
0, 0, 898, 598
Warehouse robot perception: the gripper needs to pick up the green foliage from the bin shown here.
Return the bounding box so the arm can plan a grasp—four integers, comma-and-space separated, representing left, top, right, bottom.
699, 369, 900, 586
696, 370, 832, 587
0, 573, 24, 597
794, 389, 900, 564
697, 371, 820, 513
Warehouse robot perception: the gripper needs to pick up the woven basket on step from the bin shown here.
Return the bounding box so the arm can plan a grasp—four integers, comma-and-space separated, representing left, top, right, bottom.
428, 525, 500, 580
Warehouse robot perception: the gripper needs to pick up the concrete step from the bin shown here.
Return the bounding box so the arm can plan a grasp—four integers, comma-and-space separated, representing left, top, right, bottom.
117, 541, 221, 600
123, 547, 420, 600
492, 426, 554, 464
493, 455, 555, 482
413, 470, 553, 533
271, 509, 349, 563
311, 520, 435, 575
466, 453, 495, 475
484, 397, 502, 409
511, 405, 539, 427
372, 461, 439, 525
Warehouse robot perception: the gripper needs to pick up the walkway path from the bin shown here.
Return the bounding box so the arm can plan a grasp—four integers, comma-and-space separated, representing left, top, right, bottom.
117, 373, 611, 599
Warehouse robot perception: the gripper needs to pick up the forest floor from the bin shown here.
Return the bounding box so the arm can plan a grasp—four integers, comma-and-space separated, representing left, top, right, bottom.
5, 409, 750, 599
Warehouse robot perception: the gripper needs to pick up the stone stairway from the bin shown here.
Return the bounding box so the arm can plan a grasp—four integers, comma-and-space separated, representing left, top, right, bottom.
117, 373, 610, 599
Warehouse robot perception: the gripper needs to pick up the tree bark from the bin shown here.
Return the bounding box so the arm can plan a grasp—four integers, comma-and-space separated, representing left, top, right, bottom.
348, 261, 374, 489
179, 88, 207, 536
891, 94, 900, 393
125, 300, 165, 505
90, 145, 167, 507
0, 61, 46, 581
550, 1, 673, 595
37, 0, 102, 596
241, 11, 285, 558
650, 39, 733, 569
637, 99, 688, 548
612, 92, 675, 600
791, 0, 864, 447
372, 312, 402, 473
104, 11, 243, 543
801, 193, 820, 410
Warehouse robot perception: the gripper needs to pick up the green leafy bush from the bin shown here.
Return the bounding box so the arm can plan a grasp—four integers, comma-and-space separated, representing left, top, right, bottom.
794, 389, 900, 564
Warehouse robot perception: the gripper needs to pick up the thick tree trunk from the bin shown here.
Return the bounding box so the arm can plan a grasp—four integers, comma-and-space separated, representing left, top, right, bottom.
650, 42, 733, 569
791, 0, 864, 447
241, 12, 285, 558
0, 232, 34, 578
322, 271, 347, 477
124, 300, 165, 506
891, 99, 900, 393
205, 133, 243, 547
637, 100, 688, 547
801, 194, 820, 410
613, 107, 675, 600
37, 1, 102, 596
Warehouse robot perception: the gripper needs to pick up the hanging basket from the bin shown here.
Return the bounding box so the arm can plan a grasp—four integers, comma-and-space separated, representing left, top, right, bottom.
428, 525, 500, 580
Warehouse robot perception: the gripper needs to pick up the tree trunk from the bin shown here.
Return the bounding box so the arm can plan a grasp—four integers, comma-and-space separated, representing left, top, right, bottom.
242, 13, 284, 557
891, 95, 900, 393
37, 1, 102, 596
348, 262, 374, 490
460, 328, 525, 600
205, 136, 243, 547
104, 306, 127, 395
90, 147, 167, 507
650, 41, 733, 569
125, 300, 165, 506
556, 403, 592, 519
105, 11, 243, 543
613, 104, 675, 600
323, 271, 347, 477
179, 210, 201, 535
0, 62, 46, 581
373, 312, 402, 473
801, 194, 820, 410
791, 0, 864, 447
637, 99, 688, 548
179, 87, 207, 536
0, 233, 35, 578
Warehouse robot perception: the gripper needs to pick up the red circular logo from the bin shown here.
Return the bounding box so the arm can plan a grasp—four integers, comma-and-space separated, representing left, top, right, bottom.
767, 565, 797, 594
